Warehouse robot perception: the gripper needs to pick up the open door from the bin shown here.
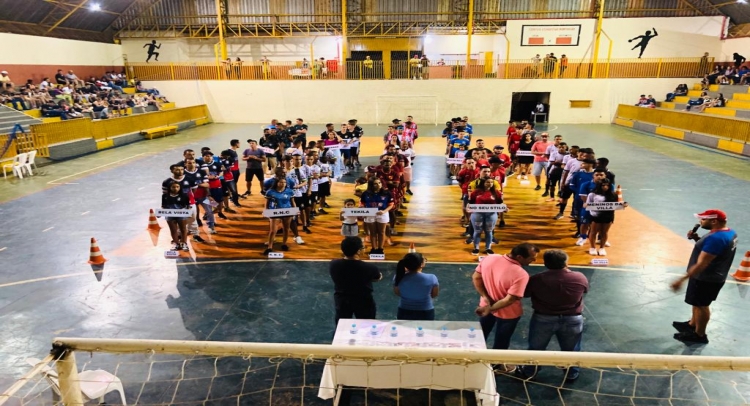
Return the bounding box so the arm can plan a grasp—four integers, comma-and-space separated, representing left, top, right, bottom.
510, 92, 550, 123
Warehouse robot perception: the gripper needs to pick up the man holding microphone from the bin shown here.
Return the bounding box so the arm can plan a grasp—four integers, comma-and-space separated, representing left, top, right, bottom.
671, 209, 738, 344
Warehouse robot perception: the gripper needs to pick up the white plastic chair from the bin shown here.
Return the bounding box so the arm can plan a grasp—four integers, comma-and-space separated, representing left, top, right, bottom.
26, 150, 37, 172
26, 357, 127, 405
2, 153, 27, 179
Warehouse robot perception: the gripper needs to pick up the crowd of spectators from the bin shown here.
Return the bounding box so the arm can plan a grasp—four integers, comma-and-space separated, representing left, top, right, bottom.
0, 69, 168, 121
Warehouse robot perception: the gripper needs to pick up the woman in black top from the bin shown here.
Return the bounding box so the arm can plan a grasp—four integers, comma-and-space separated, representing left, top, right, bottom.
516, 132, 535, 180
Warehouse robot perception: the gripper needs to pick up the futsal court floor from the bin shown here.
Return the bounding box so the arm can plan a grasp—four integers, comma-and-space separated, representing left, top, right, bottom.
0, 122, 749, 405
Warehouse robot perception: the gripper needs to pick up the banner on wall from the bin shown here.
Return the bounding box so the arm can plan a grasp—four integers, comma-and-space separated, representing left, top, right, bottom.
521, 25, 581, 46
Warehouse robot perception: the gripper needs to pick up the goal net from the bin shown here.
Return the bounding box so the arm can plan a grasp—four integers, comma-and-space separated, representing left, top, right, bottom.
3, 337, 750, 406
375, 96, 438, 126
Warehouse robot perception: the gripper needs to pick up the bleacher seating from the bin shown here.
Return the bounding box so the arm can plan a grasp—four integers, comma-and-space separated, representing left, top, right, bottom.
658, 84, 750, 119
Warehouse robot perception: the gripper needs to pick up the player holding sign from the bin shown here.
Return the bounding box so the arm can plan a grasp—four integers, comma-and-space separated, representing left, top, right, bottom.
162, 182, 190, 251
584, 179, 627, 256
469, 178, 504, 256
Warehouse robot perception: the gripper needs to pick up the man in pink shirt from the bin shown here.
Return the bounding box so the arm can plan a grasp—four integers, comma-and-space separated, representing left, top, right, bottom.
473, 243, 539, 352
531, 133, 552, 191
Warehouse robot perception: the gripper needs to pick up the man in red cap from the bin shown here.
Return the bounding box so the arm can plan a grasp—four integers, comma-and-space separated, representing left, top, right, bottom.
671, 209, 738, 344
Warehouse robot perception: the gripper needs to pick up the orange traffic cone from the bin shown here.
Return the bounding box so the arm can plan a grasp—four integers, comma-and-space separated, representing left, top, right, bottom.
87, 237, 107, 265
147, 209, 161, 230
616, 185, 623, 202
409, 242, 416, 253
731, 251, 750, 281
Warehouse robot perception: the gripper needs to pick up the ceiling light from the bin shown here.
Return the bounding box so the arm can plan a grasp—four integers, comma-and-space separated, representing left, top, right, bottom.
738, 0, 747, 4
90, 3, 101, 11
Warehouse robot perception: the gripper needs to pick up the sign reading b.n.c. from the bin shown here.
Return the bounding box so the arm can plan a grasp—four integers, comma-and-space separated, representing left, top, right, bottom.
262, 207, 301, 218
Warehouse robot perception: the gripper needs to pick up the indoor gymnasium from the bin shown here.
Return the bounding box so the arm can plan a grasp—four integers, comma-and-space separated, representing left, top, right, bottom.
1, 0, 750, 404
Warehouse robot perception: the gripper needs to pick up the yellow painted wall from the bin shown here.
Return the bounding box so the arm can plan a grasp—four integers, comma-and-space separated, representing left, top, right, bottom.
348, 38, 423, 79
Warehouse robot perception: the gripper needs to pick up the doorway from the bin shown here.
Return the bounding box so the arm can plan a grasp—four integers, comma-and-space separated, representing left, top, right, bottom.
510, 92, 550, 123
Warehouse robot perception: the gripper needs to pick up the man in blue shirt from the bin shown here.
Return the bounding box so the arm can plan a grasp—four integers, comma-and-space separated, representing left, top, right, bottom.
671, 209, 738, 344
449, 132, 470, 158
576, 168, 607, 247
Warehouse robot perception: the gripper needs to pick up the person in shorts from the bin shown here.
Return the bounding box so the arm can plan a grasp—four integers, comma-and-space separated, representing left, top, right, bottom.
360, 178, 393, 255
242, 139, 265, 196
671, 209, 737, 344
340, 198, 359, 237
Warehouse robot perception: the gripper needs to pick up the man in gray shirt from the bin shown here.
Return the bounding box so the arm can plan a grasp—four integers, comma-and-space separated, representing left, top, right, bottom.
242, 139, 266, 196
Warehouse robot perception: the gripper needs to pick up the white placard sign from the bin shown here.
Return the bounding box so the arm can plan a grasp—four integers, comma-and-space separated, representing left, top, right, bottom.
591, 258, 609, 266
260, 147, 275, 154
446, 158, 465, 165
262, 207, 301, 218
467, 204, 508, 213
268, 252, 284, 259
586, 202, 625, 211
155, 209, 192, 218
369, 254, 385, 260
164, 250, 180, 258
339, 144, 351, 150
343, 208, 378, 217
515, 150, 534, 157
325, 144, 342, 150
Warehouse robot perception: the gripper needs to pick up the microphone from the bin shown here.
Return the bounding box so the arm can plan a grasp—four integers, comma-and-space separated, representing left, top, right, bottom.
688, 223, 700, 240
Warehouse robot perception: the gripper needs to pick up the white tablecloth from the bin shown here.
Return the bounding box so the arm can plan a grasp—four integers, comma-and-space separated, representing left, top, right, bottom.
318, 319, 499, 405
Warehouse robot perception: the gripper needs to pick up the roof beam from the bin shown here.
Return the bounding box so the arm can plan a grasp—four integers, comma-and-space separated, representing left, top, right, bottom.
42, 0, 119, 16
44, 0, 89, 33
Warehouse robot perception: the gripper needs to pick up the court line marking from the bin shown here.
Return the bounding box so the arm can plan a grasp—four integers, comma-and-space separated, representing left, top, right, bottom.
80, 211, 90, 216
639, 188, 654, 191
47, 153, 146, 185
667, 188, 682, 191
42, 227, 54, 232
111, 198, 120, 202
137, 186, 146, 190
0, 247, 6, 252
1, 258, 747, 289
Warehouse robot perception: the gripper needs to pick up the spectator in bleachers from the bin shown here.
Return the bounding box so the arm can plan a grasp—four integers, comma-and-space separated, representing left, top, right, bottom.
41, 100, 69, 120
707, 66, 722, 84
716, 66, 736, 85
40, 77, 51, 90
733, 52, 746, 69
135, 78, 160, 96
65, 70, 84, 88
695, 93, 725, 113
0, 71, 14, 91
665, 84, 687, 102
685, 91, 709, 111
54, 69, 68, 85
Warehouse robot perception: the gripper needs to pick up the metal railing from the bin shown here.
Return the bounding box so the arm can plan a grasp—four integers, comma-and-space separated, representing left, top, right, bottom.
127, 57, 712, 82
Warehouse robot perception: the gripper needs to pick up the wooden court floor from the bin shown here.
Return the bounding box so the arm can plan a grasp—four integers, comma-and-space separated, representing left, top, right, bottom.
116, 136, 693, 268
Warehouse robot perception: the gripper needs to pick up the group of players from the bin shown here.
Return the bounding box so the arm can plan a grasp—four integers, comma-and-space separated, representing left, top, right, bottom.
448, 120, 623, 257
159, 114, 623, 258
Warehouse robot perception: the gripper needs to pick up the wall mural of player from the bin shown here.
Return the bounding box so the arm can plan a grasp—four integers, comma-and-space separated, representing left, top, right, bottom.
144, 40, 161, 63
628, 28, 658, 59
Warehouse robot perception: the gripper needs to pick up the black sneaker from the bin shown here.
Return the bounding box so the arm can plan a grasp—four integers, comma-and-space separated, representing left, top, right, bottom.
281, 244, 289, 251
217, 212, 228, 219
672, 321, 694, 333
262, 248, 272, 256
192, 235, 205, 243
233, 202, 243, 207
673, 331, 708, 344
471, 248, 480, 255
492, 238, 499, 244
534, 185, 542, 191
241, 192, 250, 198
485, 249, 495, 255
541, 191, 549, 197
303, 227, 312, 234
465, 237, 473, 244
318, 209, 328, 214
202, 214, 208, 220
225, 208, 237, 213
498, 221, 506, 228
406, 189, 413, 195
376, 248, 384, 254
197, 218, 203, 227
323, 203, 331, 208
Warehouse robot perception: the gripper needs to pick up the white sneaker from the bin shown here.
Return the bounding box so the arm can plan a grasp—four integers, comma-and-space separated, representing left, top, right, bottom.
598, 248, 607, 256
516, 174, 522, 179
294, 236, 305, 244
208, 228, 217, 234
523, 175, 528, 180
575, 238, 587, 246
451, 180, 459, 184
589, 248, 597, 255
605, 242, 611, 247
451, 176, 457, 180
